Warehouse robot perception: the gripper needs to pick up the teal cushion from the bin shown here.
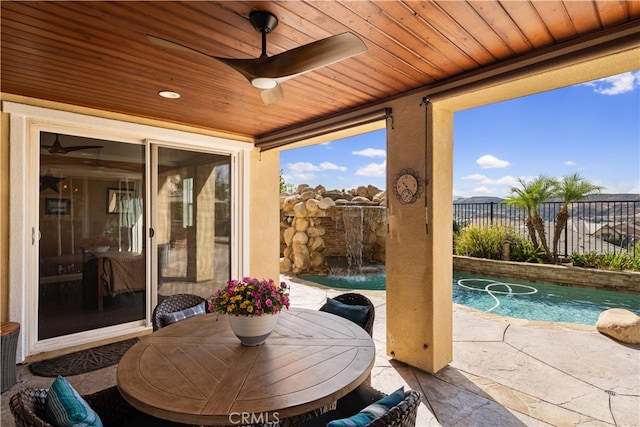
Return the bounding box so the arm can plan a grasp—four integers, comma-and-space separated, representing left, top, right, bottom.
327, 387, 404, 427
326, 412, 372, 427
45, 376, 103, 427
360, 387, 404, 419
325, 298, 370, 327
161, 301, 206, 326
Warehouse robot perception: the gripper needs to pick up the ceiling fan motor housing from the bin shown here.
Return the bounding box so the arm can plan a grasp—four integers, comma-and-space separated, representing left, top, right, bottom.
250, 11, 278, 33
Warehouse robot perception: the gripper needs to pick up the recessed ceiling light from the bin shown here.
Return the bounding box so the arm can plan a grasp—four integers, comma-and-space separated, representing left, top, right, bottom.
158, 90, 180, 99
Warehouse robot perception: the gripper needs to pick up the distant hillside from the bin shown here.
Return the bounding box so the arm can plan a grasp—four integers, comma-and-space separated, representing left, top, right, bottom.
453, 196, 504, 204
454, 194, 639, 204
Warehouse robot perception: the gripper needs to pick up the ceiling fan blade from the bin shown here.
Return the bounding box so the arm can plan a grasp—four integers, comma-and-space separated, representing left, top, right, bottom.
218, 32, 366, 84
60, 146, 104, 154
41, 134, 103, 155
260, 84, 284, 105
147, 27, 366, 106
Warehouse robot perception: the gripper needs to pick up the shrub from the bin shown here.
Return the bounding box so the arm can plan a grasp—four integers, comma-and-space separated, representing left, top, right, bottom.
510, 239, 546, 263
600, 252, 636, 271
570, 251, 601, 268
570, 251, 640, 272
454, 225, 518, 260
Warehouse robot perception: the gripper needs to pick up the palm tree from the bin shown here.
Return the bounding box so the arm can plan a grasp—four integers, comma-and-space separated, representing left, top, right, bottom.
551, 173, 603, 261
505, 175, 556, 260
505, 178, 538, 248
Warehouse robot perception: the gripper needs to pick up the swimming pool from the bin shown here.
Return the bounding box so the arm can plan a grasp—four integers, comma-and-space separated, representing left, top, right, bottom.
301, 272, 640, 326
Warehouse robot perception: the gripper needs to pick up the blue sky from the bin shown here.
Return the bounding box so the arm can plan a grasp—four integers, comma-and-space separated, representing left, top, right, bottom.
280, 71, 640, 198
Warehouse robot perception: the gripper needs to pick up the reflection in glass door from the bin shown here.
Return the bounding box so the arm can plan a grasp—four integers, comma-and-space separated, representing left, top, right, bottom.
156, 147, 231, 299
38, 132, 146, 340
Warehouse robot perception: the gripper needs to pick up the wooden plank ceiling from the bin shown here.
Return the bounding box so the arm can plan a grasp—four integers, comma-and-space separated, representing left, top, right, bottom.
2, 1, 639, 141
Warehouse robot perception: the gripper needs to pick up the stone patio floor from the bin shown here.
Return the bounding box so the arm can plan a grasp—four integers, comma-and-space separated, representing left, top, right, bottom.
2, 275, 639, 427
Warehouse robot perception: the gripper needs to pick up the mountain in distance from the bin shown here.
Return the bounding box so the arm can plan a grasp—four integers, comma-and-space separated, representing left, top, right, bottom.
453, 196, 504, 204
453, 193, 639, 204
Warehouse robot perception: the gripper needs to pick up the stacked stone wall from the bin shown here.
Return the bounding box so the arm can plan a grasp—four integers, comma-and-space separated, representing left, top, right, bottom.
453, 255, 640, 295
280, 184, 386, 274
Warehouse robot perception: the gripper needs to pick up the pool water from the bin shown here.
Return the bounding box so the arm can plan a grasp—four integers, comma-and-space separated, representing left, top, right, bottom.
301, 272, 640, 326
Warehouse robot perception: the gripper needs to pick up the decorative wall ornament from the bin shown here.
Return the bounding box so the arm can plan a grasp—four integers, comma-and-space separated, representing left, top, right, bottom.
392, 168, 423, 204
40, 170, 64, 193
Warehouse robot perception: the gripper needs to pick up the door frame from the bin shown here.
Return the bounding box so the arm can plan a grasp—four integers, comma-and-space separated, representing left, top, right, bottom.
5, 102, 252, 360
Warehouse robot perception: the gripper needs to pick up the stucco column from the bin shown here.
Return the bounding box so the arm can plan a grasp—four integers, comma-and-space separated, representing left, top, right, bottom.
386, 95, 453, 373
248, 148, 280, 280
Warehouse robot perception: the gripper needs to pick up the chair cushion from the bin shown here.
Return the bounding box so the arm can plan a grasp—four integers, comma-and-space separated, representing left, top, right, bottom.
161, 301, 206, 325
44, 376, 103, 427
325, 297, 370, 327
326, 387, 404, 427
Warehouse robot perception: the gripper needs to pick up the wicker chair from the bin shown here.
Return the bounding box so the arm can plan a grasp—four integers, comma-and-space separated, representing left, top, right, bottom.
8, 385, 180, 427
319, 293, 375, 336
303, 382, 421, 427
151, 293, 208, 331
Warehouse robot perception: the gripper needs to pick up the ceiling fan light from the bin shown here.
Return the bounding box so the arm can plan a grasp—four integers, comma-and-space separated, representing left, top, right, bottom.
158, 90, 181, 99
251, 78, 278, 90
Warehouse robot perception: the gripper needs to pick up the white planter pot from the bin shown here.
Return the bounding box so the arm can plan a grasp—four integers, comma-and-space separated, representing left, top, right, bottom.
227, 313, 279, 346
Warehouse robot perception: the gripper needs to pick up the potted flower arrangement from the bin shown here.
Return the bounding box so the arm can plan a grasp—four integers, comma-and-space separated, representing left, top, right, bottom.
208, 277, 290, 346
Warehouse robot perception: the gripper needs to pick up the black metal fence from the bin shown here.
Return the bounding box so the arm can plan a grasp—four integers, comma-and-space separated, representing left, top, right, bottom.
453, 200, 639, 258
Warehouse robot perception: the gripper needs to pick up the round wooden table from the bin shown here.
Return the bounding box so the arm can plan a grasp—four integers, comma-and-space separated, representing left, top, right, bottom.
117, 308, 375, 425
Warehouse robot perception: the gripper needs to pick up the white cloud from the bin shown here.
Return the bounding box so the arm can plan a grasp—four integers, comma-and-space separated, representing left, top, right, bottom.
287, 161, 347, 173
471, 186, 497, 195
565, 160, 576, 166
352, 148, 386, 158
356, 160, 386, 177
583, 71, 640, 95
476, 154, 509, 169
285, 161, 347, 183
461, 173, 486, 181
461, 173, 520, 187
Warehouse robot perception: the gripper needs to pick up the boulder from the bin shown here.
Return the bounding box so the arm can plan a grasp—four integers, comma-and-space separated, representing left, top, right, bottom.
307, 226, 326, 238
596, 308, 640, 344
293, 202, 308, 217
313, 184, 326, 194
291, 243, 310, 272
282, 195, 301, 212
324, 190, 345, 201
307, 236, 325, 252
279, 257, 292, 273
294, 218, 309, 232
351, 196, 371, 203
305, 198, 320, 216
296, 184, 310, 194
283, 227, 295, 247
355, 185, 369, 197
372, 191, 386, 203
292, 231, 309, 245
367, 185, 382, 199
318, 197, 335, 210
310, 251, 324, 268
300, 189, 317, 201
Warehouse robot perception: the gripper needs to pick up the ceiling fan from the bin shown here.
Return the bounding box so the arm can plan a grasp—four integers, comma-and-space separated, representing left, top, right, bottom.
41, 134, 104, 155
147, 11, 367, 105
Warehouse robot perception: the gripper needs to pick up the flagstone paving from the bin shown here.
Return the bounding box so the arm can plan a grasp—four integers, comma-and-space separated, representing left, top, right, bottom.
2, 276, 638, 427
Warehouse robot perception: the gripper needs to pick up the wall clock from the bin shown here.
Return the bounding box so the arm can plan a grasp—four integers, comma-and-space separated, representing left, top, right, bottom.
393, 168, 423, 204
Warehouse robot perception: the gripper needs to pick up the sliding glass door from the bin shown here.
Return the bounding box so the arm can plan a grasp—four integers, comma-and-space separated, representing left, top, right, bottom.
36, 133, 233, 342
38, 132, 145, 339
155, 147, 231, 299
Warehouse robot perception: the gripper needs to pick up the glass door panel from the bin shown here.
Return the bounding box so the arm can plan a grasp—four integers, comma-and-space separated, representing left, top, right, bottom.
38, 132, 146, 340
156, 147, 230, 299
